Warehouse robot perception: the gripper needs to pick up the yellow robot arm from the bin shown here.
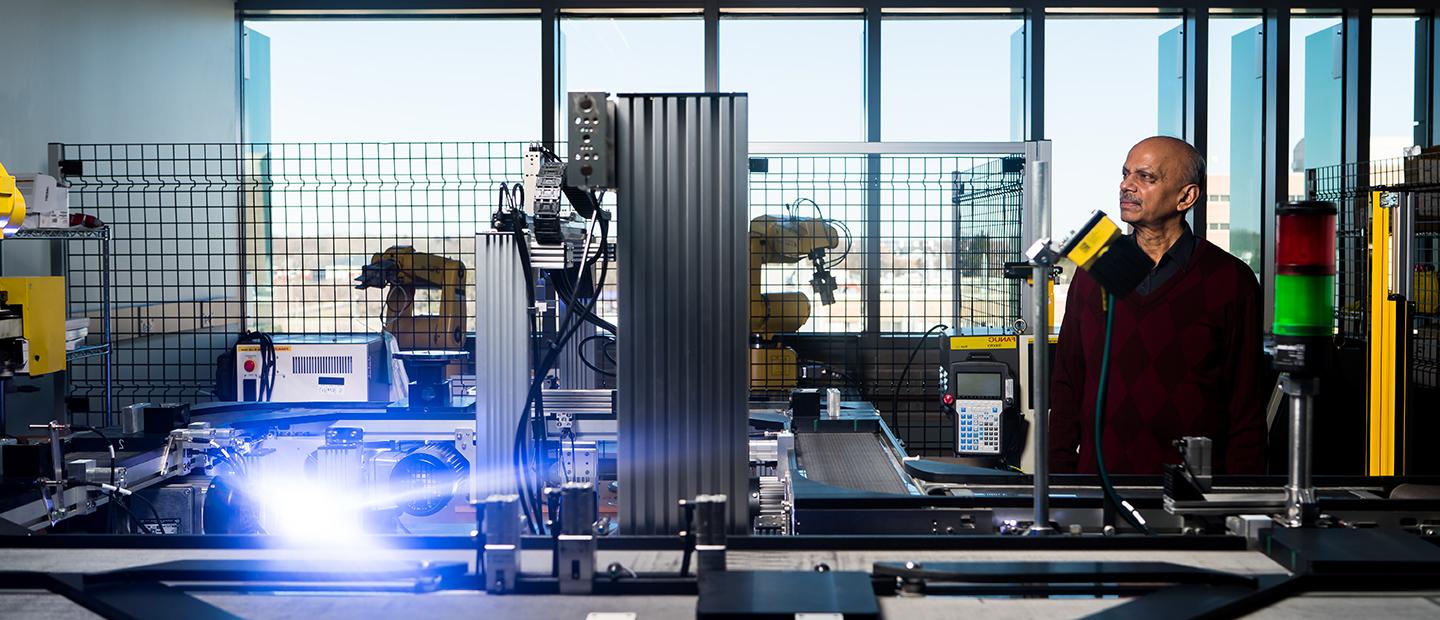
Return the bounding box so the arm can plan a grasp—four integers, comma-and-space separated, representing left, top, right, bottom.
748, 215, 841, 337
355, 246, 469, 350
0, 162, 28, 238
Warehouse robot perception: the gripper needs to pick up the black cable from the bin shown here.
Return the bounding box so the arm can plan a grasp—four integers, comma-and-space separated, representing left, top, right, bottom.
532, 222, 611, 509
890, 324, 949, 424
577, 334, 617, 377
1094, 293, 1152, 535
73, 482, 163, 534
552, 274, 619, 334
798, 358, 866, 398
237, 331, 277, 401
513, 216, 612, 532
828, 218, 854, 268
109, 497, 151, 535
509, 230, 545, 532
126, 491, 165, 533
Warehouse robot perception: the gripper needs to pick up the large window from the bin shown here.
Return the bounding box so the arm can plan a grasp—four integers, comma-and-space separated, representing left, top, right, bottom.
561, 17, 704, 137
1208, 16, 1264, 271
1372, 15, 1419, 159
242, 20, 540, 142
881, 17, 1019, 141
721, 18, 865, 141
1290, 16, 1343, 177
1045, 16, 1182, 240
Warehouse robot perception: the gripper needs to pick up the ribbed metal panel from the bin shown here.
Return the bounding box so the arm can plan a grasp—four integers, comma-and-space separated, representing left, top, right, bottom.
473, 232, 530, 500
556, 319, 600, 390
617, 94, 749, 535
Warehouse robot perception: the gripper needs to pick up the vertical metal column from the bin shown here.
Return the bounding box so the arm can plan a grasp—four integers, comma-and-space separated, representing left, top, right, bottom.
1282, 375, 1319, 527
1417, 12, 1439, 148
473, 232, 530, 500
864, 5, 883, 373
1020, 141, 1052, 319
1183, 9, 1210, 235
1028, 250, 1052, 535
1021, 8, 1046, 141
704, 0, 719, 92
1025, 140, 1054, 535
1262, 10, 1291, 330
541, 1, 560, 149
616, 94, 749, 535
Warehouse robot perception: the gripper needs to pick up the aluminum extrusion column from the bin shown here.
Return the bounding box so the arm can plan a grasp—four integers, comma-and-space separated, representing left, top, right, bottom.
616, 94, 749, 535
474, 232, 530, 499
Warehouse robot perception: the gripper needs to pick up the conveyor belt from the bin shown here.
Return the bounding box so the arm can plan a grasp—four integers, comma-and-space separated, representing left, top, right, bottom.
795, 433, 910, 495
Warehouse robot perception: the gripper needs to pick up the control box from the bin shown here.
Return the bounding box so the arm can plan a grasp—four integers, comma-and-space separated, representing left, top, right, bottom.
943, 361, 1010, 455
566, 92, 616, 189
235, 334, 388, 403
938, 329, 1020, 458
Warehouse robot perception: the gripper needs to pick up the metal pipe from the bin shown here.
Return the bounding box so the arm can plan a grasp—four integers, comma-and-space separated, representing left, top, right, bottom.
1283, 375, 1317, 527
102, 230, 113, 427
1028, 257, 1053, 535
46, 422, 64, 485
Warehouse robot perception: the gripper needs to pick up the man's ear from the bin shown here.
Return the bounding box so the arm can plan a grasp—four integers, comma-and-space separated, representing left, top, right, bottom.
1177, 184, 1200, 213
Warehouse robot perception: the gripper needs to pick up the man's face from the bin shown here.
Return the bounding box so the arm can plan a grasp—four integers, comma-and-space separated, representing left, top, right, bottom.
1118, 139, 1197, 228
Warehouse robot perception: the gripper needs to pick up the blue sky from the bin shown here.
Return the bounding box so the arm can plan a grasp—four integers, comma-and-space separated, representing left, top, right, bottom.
246, 16, 1420, 239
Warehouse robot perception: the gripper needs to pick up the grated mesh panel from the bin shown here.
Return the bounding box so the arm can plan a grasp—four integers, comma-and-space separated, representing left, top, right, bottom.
795, 433, 909, 495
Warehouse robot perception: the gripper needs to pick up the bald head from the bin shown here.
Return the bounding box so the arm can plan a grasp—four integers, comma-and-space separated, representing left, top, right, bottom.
1138, 136, 1206, 196
1119, 136, 1206, 229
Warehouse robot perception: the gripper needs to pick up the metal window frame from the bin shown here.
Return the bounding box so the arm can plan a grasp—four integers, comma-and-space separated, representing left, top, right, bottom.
231, 1, 1440, 339
1417, 10, 1439, 148
1183, 8, 1208, 234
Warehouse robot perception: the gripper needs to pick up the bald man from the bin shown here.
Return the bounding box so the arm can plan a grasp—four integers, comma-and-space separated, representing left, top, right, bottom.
1049, 136, 1267, 475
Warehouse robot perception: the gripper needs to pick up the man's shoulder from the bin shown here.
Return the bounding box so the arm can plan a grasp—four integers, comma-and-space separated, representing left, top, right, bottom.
1193, 238, 1259, 286
1187, 238, 1261, 309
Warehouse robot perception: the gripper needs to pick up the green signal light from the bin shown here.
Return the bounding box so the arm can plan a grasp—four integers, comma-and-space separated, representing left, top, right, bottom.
1273, 273, 1335, 337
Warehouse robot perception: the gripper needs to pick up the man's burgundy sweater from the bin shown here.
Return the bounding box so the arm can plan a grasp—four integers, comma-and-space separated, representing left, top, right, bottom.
1049, 237, 1267, 475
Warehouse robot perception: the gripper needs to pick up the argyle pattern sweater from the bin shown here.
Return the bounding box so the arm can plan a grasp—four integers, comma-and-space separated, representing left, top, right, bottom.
1049, 237, 1268, 475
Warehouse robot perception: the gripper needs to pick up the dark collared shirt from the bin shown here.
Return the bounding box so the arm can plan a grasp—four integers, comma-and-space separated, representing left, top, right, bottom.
1134, 221, 1195, 296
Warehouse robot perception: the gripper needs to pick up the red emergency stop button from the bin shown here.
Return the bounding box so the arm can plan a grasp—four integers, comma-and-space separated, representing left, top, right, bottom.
244, 359, 256, 373
942, 393, 955, 406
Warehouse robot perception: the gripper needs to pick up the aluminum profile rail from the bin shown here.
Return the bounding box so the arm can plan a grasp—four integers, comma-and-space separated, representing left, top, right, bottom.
616, 93, 749, 535
473, 231, 530, 499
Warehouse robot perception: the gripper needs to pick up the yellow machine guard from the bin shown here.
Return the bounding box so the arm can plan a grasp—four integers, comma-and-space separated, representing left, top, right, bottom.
0, 277, 67, 376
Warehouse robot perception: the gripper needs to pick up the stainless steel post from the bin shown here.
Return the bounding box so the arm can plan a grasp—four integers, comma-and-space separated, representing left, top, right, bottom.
1028, 256, 1054, 535
1282, 375, 1318, 527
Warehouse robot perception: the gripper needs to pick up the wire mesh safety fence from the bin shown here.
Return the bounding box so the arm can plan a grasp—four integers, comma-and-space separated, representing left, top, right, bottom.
55, 142, 525, 409
53, 142, 1027, 456
748, 151, 1026, 454
1306, 150, 1440, 391
1306, 160, 1371, 342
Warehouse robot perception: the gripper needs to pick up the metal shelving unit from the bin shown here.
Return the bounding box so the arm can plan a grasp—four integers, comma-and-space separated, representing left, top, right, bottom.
8, 225, 113, 425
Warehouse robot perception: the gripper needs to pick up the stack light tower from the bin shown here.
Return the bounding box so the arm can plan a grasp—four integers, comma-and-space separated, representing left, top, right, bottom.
1272, 200, 1338, 527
